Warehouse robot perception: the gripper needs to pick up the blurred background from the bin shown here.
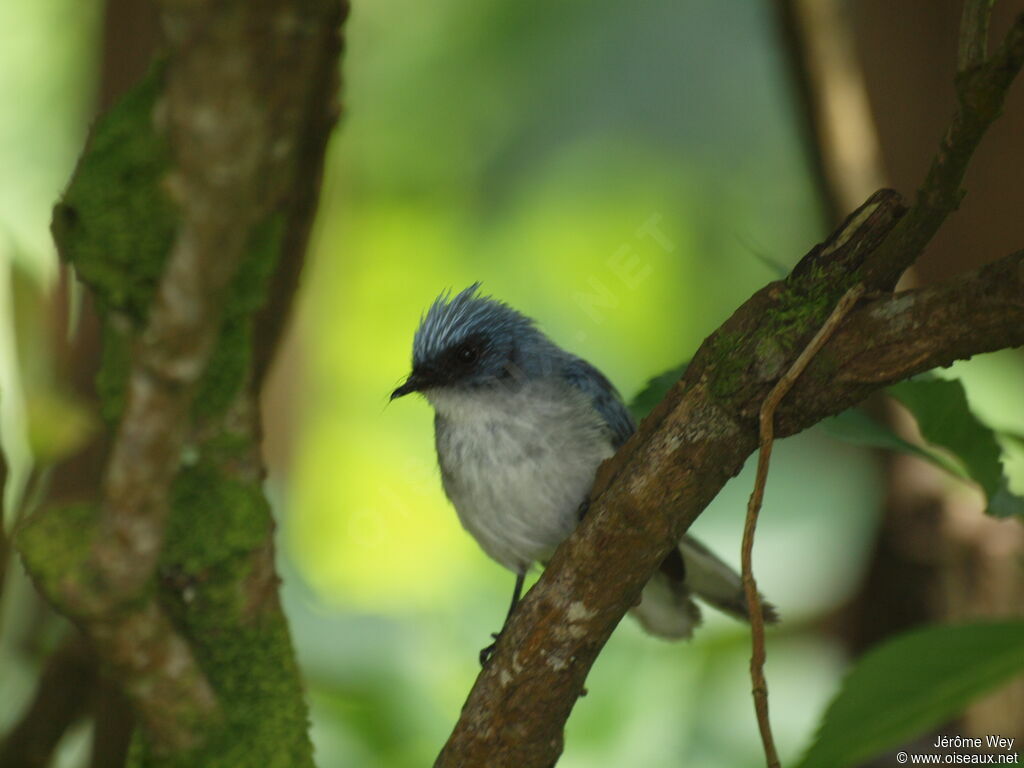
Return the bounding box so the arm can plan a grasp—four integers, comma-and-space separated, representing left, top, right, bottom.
2, 0, 1023, 766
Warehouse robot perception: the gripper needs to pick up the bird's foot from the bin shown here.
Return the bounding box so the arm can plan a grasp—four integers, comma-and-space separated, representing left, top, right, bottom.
478, 632, 501, 667
577, 497, 590, 521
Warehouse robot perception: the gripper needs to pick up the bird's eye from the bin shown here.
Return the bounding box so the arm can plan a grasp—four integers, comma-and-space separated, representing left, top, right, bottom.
456, 343, 478, 364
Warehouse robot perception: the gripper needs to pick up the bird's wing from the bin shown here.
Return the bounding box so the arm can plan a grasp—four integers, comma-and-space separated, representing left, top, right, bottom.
563, 358, 636, 449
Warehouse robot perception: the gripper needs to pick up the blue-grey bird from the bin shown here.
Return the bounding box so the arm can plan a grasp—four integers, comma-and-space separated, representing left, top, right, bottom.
391, 284, 776, 661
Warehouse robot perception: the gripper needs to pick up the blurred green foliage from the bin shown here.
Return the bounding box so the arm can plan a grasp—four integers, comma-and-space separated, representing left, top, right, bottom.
288, 1, 1024, 763
0, 0, 99, 282
288, 1, 874, 765
292, 0, 822, 612
3, 0, 1024, 766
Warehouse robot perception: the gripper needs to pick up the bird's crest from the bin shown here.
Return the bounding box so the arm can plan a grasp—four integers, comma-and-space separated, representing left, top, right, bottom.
412, 283, 535, 365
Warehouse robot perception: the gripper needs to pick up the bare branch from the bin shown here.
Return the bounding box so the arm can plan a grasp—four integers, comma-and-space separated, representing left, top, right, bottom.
863, 12, 1024, 289
959, 0, 997, 72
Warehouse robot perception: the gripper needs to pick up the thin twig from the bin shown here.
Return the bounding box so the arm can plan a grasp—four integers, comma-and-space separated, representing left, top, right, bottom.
863, 11, 1024, 290
742, 282, 866, 768
958, 0, 996, 72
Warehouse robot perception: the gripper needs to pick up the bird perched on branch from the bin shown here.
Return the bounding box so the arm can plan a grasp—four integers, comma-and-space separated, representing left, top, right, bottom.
391, 284, 776, 663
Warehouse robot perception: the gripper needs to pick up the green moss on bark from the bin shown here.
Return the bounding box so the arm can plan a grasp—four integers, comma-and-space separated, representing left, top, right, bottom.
130, 450, 311, 768
192, 215, 284, 419
132, 593, 312, 768
44, 68, 314, 767
52, 64, 175, 324
707, 330, 750, 399
766, 284, 831, 342
165, 469, 269, 574
96, 322, 133, 425
705, 272, 854, 402
16, 503, 102, 610
51, 65, 286, 427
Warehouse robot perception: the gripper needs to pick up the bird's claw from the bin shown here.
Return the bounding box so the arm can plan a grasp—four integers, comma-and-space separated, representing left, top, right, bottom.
577, 498, 590, 521
478, 632, 501, 667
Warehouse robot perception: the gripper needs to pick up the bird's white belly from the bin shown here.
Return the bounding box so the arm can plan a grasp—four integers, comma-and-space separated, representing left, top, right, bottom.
431, 385, 613, 573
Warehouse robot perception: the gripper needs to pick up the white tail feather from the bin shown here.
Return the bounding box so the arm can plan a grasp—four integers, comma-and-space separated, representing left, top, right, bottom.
630, 535, 778, 640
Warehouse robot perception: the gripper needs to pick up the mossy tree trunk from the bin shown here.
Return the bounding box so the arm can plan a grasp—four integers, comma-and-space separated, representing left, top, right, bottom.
12, 1, 348, 765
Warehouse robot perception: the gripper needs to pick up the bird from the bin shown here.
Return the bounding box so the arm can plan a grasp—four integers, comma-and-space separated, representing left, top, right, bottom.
391, 283, 776, 663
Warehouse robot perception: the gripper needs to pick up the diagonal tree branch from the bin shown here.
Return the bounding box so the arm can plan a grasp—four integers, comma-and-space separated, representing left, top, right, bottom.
437, 237, 1024, 768
436, 11, 1024, 768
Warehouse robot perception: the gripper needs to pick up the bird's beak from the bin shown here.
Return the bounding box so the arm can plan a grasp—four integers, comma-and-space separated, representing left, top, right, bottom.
390, 372, 426, 401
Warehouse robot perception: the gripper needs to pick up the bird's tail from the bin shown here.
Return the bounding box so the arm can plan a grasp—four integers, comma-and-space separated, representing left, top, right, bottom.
630, 534, 778, 640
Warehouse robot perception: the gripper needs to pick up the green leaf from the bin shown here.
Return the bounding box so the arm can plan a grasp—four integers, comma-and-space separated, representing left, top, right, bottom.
818, 408, 965, 478
889, 377, 1024, 518
628, 363, 687, 420
796, 621, 1024, 768
631, 367, 1023, 520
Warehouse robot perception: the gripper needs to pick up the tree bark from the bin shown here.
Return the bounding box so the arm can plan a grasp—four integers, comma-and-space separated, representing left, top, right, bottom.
437, 11, 1024, 765
436, 205, 1024, 767
12, 0, 349, 763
